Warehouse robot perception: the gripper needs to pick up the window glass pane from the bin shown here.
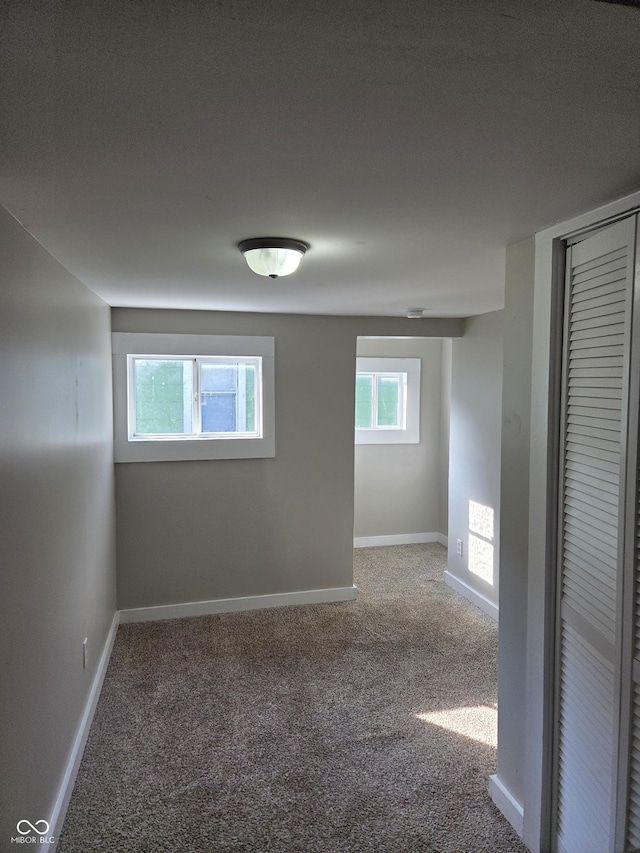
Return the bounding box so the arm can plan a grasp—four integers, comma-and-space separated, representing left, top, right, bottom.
201, 362, 237, 392
244, 365, 256, 432
355, 374, 373, 428
201, 362, 257, 434
134, 359, 193, 434
202, 392, 236, 432
377, 375, 400, 426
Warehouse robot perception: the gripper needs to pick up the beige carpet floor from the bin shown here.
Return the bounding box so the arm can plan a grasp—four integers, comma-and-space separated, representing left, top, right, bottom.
57, 544, 528, 853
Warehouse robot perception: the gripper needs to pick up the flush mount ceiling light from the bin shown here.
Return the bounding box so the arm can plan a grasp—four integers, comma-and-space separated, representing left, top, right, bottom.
238, 237, 309, 279
406, 308, 425, 319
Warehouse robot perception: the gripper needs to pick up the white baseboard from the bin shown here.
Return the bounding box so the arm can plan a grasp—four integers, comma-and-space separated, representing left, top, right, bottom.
354, 532, 448, 548
444, 570, 499, 621
489, 774, 524, 839
44, 612, 120, 853
118, 585, 357, 624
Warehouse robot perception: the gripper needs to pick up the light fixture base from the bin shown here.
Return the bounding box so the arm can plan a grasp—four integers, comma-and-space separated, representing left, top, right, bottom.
238, 237, 309, 255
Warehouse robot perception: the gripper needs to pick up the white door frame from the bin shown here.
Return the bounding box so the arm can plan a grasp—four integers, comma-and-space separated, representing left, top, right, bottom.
523, 188, 640, 853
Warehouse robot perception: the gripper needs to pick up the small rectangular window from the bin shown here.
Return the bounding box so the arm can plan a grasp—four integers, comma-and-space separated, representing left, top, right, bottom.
354, 371, 406, 431
129, 356, 262, 440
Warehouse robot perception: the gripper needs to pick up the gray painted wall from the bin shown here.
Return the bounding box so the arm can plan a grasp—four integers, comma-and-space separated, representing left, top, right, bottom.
447, 311, 504, 610
353, 337, 443, 539
0, 207, 116, 844
496, 238, 535, 810
440, 339, 452, 536
111, 310, 461, 609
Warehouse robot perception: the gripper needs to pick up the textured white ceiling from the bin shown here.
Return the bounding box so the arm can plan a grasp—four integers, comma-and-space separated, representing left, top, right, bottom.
1, 0, 639, 316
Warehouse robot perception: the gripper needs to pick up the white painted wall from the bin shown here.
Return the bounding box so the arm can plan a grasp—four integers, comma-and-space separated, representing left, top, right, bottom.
353, 337, 444, 542
447, 311, 503, 618
0, 206, 116, 845
493, 238, 535, 825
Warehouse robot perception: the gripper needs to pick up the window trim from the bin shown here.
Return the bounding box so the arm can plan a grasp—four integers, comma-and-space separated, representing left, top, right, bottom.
355, 357, 420, 445
112, 333, 275, 462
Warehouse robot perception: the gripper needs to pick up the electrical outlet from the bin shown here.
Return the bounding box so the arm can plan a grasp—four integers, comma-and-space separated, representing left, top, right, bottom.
456, 538, 463, 556
82, 637, 88, 669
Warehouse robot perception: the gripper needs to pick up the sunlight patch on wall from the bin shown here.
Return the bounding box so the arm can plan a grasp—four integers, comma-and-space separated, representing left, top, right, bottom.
468, 534, 494, 584
468, 500, 495, 585
469, 500, 493, 540
416, 705, 497, 748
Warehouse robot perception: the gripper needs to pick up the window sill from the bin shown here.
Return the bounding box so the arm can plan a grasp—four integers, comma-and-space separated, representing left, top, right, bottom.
355, 428, 419, 445
114, 435, 275, 463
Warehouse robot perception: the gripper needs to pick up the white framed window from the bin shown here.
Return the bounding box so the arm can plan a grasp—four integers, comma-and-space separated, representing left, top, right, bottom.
112, 333, 275, 462
128, 356, 262, 439
355, 371, 406, 430
355, 357, 420, 445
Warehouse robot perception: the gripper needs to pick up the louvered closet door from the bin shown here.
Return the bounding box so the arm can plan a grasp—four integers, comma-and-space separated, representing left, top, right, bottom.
556, 216, 637, 853
626, 344, 640, 848
629, 605, 640, 847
